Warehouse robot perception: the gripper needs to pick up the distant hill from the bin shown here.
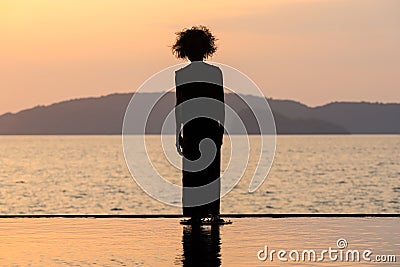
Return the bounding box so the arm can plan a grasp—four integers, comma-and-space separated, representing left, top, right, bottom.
269, 99, 400, 134
0, 92, 399, 134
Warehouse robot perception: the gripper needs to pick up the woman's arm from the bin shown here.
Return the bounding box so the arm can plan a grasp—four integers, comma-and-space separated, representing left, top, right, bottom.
217, 69, 225, 145
175, 73, 184, 156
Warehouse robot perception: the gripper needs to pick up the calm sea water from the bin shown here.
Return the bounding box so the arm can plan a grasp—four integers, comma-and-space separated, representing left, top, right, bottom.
0, 135, 399, 214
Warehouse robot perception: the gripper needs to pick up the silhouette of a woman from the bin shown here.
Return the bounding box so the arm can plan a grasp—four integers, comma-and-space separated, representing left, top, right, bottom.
172, 26, 224, 223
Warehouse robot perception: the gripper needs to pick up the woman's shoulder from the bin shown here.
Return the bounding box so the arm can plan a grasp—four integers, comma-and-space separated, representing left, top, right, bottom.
203, 61, 221, 70
175, 62, 222, 86
175, 62, 221, 73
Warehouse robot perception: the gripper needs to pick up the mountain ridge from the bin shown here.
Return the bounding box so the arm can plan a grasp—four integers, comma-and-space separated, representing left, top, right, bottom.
0, 92, 399, 134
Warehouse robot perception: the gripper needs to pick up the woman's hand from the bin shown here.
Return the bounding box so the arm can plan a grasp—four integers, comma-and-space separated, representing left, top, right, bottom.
176, 132, 183, 156
218, 124, 224, 146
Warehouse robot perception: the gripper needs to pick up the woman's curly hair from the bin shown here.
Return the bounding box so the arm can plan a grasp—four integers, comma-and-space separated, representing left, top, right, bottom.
172, 25, 217, 60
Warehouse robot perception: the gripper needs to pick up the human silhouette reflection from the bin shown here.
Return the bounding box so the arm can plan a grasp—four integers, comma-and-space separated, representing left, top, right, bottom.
180, 225, 221, 267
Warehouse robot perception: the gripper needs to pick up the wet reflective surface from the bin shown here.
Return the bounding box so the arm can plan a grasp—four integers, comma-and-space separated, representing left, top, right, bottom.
0, 217, 398, 266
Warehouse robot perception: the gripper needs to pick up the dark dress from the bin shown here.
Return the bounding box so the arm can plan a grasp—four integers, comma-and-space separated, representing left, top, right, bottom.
175, 62, 224, 217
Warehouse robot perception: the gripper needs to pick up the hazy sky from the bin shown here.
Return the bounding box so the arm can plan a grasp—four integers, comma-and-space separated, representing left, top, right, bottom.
1, 0, 399, 114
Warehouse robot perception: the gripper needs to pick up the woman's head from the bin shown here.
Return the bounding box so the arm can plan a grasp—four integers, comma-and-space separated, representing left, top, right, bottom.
172, 25, 217, 61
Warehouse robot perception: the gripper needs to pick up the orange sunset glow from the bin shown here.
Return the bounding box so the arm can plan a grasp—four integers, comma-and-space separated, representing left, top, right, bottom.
0, 2, 399, 266
1, 0, 399, 114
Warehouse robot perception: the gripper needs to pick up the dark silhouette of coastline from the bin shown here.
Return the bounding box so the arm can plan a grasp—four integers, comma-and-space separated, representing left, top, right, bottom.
0, 92, 399, 135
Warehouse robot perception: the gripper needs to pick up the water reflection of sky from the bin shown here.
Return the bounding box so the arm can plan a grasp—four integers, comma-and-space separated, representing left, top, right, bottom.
0, 217, 398, 266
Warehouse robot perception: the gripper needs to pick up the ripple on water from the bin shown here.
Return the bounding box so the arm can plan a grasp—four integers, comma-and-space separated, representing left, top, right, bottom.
0, 135, 399, 214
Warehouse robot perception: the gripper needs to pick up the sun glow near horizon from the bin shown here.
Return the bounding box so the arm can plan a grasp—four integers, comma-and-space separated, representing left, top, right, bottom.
1, 0, 399, 114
